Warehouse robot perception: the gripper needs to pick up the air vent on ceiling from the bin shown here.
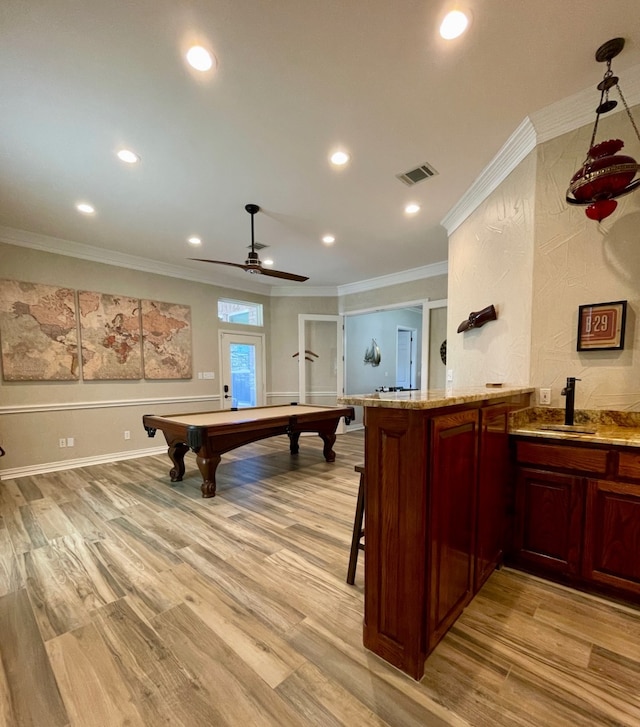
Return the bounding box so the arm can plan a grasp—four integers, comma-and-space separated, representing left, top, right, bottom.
248, 242, 268, 250
396, 162, 439, 186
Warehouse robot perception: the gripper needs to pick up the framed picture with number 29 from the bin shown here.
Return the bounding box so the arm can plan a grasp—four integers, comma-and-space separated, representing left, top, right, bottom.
577, 300, 627, 351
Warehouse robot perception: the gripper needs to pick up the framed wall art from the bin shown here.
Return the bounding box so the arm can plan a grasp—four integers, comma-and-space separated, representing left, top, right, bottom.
577, 300, 627, 351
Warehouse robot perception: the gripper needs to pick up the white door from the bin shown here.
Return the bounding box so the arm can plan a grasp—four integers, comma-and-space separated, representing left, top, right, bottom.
396, 327, 416, 389
220, 331, 265, 409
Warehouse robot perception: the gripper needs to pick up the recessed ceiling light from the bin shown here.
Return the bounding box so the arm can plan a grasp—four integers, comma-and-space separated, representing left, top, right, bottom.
405, 203, 421, 214
76, 203, 95, 215
263, 258, 274, 266
330, 150, 351, 166
322, 234, 335, 244
117, 149, 140, 164
439, 10, 469, 40
186, 45, 216, 72
187, 236, 202, 245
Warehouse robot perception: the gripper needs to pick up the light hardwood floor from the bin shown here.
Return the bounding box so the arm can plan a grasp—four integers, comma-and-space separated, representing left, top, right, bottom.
1, 430, 640, 726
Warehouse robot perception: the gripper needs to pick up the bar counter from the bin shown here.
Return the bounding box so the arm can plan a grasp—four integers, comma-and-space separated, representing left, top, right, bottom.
338, 385, 533, 679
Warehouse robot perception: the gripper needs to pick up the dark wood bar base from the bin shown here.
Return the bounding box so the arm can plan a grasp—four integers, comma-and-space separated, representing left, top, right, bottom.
362, 393, 530, 680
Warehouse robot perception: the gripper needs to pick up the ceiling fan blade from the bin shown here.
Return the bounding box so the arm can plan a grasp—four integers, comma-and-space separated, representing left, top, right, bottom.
191, 258, 307, 281
258, 267, 309, 282
189, 259, 249, 270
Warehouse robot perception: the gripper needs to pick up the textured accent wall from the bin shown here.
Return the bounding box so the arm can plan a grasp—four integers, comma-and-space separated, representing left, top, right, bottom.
447, 153, 536, 387
532, 112, 640, 410
448, 105, 640, 411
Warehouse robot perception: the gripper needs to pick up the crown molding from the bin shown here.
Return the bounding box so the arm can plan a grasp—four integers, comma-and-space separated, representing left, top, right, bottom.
441, 117, 537, 235
531, 62, 640, 144
268, 285, 338, 297
0, 226, 276, 296
1, 225, 447, 298
336, 260, 448, 296
441, 63, 640, 235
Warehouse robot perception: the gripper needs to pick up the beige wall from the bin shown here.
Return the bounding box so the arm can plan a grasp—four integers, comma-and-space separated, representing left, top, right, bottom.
448, 106, 640, 410
268, 296, 338, 404
0, 241, 271, 471
340, 276, 447, 313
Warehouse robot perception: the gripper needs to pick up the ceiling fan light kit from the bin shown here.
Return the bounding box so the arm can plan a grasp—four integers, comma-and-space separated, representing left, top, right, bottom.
191, 204, 309, 282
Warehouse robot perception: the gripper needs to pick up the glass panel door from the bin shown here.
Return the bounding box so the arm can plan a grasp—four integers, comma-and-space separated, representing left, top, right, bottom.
220, 332, 265, 409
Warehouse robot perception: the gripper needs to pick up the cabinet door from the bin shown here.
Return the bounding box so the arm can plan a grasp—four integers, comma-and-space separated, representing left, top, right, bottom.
428, 408, 479, 652
583, 479, 640, 597
514, 467, 583, 576
475, 404, 510, 592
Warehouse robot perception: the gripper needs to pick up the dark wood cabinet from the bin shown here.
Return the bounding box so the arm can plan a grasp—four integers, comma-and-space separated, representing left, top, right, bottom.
514, 467, 583, 575
512, 438, 640, 603
583, 478, 640, 597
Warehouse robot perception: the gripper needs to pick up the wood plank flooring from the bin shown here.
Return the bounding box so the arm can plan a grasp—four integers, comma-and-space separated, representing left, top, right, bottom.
1, 430, 640, 726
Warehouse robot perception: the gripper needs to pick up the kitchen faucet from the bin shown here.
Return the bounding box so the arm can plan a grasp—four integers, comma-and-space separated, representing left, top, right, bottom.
561, 377, 581, 426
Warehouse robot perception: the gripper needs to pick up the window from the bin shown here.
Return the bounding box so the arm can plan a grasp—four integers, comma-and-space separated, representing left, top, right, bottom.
217, 298, 263, 326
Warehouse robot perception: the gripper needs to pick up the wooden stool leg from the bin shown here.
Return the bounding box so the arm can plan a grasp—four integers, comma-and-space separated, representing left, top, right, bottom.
346, 468, 365, 585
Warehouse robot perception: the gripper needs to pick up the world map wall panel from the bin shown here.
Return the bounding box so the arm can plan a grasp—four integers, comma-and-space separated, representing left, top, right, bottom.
0, 280, 79, 381
78, 291, 142, 380
141, 299, 192, 379
0, 280, 193, 382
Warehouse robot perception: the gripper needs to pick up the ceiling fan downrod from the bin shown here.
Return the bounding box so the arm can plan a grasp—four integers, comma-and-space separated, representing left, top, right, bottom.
245, 203, 261, 270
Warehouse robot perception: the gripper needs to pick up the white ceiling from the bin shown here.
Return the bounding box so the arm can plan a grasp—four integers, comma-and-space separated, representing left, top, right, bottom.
2, 1, 640, 293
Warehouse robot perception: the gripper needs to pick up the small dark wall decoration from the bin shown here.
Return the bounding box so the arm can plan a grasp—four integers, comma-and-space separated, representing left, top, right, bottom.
457, 304, 497, 333
577, 300, 627, 351
440, 340, 447, 365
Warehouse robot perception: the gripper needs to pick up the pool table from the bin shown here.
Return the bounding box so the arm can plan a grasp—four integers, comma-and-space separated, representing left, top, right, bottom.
143, 403, 355, 497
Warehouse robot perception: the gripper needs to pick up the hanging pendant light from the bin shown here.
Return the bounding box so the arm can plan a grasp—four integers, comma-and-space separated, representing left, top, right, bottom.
566, 38, 640, 222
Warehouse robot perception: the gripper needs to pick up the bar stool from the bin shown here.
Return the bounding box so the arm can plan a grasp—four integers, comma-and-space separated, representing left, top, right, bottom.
346, 464, 365, 585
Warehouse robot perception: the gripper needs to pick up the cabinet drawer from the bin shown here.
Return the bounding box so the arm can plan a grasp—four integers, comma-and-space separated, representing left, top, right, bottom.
516, 441, 607, 474
618, 451, 640, 481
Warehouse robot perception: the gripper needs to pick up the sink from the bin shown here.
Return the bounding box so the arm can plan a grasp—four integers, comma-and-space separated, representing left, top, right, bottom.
540, 424, 597, 435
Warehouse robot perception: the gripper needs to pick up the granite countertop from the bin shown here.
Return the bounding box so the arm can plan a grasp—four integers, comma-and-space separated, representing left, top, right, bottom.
338, 385, 534, 410
509, 407, 640, 448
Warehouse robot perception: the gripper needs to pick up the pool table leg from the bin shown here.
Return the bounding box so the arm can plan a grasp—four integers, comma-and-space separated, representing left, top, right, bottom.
288, 432, 301, 455
195, 452, 220, 498
318, 432, 337, 462
168, 442, 189, 482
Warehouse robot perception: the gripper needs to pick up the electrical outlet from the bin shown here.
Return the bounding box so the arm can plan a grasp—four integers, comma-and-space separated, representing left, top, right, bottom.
124, 430, 131, 440
446, 369, 454, 382
539, 388, 551, 405
67, 437, 74, 447
59, 438, 66, 448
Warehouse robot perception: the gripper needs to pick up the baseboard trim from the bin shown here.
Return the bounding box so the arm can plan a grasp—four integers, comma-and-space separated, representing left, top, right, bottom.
0, 446, 167, 480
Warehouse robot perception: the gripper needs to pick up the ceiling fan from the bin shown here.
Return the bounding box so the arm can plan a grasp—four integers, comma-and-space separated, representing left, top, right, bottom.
191, 203, 309, 282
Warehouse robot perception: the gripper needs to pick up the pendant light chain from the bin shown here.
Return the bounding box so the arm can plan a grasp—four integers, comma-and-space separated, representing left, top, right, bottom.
616, 83, 640, 144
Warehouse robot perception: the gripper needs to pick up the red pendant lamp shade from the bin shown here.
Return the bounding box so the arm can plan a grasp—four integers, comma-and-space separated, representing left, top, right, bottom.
566, 38, 640, 222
